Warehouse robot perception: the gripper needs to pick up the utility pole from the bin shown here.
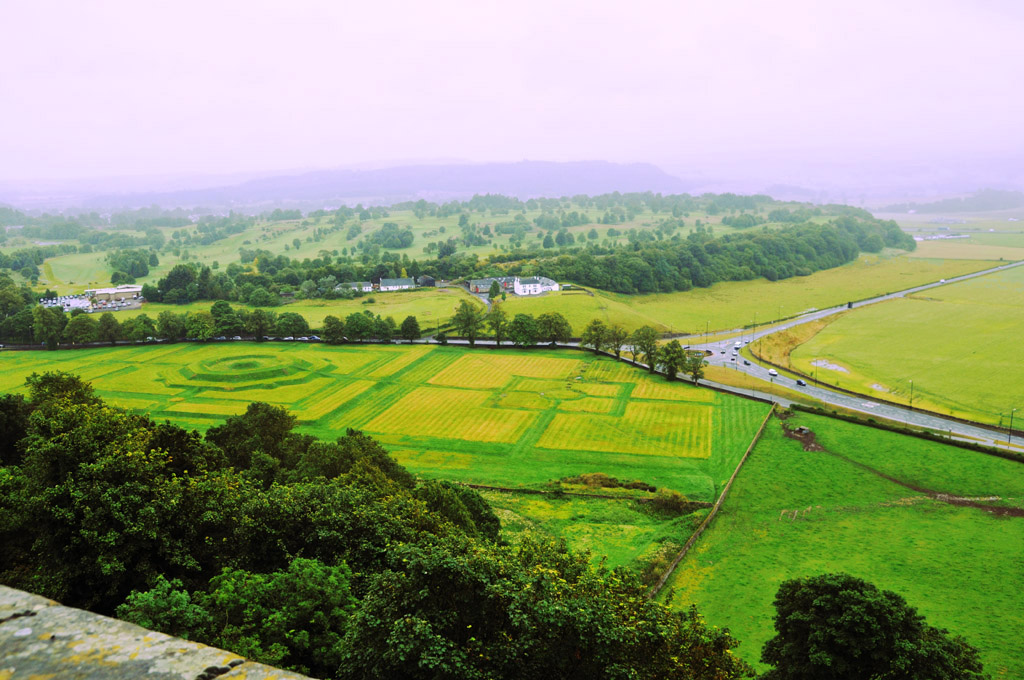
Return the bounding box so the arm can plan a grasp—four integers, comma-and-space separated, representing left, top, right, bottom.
1010, 408, 1018, 446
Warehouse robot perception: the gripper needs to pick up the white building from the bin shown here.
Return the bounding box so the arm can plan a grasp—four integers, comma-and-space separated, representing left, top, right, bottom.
379, 277, 415, 291
513, 276, 559, 296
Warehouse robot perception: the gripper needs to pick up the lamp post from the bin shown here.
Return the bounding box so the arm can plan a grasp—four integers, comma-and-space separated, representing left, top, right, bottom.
778, 305, 782, 324
909, 379, 914, 410
1010, 408, 1018, 446
705, 320, 709, 346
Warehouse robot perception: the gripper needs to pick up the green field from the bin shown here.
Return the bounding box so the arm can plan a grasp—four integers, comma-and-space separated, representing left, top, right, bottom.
785, 264, 1024, 425
661, 411, 1024, 676
0, 343, 769, 570
504, 253, 995, 334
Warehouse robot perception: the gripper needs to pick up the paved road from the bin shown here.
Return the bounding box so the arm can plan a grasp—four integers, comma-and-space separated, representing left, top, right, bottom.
687, 260, 1024, 450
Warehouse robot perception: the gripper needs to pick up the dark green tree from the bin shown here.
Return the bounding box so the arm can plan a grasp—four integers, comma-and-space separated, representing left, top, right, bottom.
605, 324, 629, 359
244, 308, 276, 341
488, 279, 501, 300
62, 314, 98, 345
486, 303, 508, 346
660, 339, 685, 380
400, 315, 420, 343
508, 313, 539, 347
536, 312, 572, 344
630, 325, 660, 372
580, 318, 608, 353
32, 305, 66, 349
762, 573, 988, 680
453, 299, 486, 345
156, 311, 187, 341
322, 315, 346, 344
275, 312, 309, 337
683, 352, 707, 384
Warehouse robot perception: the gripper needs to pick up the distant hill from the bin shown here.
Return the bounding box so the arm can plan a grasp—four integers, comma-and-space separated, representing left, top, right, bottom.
882, 188, 1024, 214
70, 161, 691, 212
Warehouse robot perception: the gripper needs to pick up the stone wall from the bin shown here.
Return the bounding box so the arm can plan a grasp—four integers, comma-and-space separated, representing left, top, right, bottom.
0, 585, 314, 680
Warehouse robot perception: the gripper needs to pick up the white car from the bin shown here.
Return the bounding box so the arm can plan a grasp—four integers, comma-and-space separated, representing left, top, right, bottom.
768, 369, 778, 377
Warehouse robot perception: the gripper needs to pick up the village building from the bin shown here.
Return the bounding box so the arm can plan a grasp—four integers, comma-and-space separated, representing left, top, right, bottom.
379, 277, 416, 291
84, 285, 144, 301
468, 276, 517, 294
338, 281, 373, 292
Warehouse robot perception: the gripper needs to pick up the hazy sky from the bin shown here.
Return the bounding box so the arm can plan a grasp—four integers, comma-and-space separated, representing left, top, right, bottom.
3, 0, 1023, 183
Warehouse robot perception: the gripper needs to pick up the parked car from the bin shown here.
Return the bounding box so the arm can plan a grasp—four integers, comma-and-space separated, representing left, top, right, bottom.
231, 336, 242, 341
298, 336, 309, 341
283, 336, 294, 341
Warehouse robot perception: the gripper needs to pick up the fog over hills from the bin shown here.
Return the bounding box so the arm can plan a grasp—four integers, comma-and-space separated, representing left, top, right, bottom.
0, 161, 692, 214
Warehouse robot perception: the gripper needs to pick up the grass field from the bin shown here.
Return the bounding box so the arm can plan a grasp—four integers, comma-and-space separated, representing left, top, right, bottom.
660, 411, 1024, 676
0, 343, 770, 571
781, 264, 1024, 425
503, 253, 995, 334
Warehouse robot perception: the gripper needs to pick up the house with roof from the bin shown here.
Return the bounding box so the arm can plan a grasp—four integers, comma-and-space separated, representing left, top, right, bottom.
338, 281, 373, 293
514, 276, 559, 296
468, 276, 517, 294
416, 275, 436, 287
379, 277, 416, 291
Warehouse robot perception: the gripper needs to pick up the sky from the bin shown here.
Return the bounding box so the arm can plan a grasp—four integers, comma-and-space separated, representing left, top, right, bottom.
2, 0, 1023, 190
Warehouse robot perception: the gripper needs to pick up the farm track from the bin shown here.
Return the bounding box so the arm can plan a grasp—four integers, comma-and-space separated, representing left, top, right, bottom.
782, 425, 1024, 517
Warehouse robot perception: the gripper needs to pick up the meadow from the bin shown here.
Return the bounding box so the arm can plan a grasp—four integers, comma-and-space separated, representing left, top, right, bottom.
502, 253, 994, 334
783, 264, 1024, 425
0, 343, 770, 570
660, 411, 1024, 677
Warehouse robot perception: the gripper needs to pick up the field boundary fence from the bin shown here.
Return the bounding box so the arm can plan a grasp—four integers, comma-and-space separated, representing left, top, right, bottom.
464, 483, 713, 509
647, 406, 775, 599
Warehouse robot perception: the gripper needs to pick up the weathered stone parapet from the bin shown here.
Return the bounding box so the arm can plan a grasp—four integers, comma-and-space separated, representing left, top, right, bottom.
0, 585, 314, 679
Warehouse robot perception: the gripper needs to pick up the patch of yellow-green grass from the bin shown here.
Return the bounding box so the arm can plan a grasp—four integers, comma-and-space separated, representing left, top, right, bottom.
789, 264, 1024, 425
629, 375, 715, 402
502, 290, 670, 333
496, 391, 552, 410
594, 253, 995, 333
538, 401, 712, 457
162, 400, 252, 417
572, 382, 621, 397
366, 386, 536, 443
908, 240, 1024, 260
364, 344, 434, 378
295, 379, 376, 420
428, 354, 580, 389
556, 397, 615, 414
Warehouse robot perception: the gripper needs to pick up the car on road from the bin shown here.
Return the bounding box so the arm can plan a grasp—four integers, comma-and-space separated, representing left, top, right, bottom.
796, 379, 807, 386
283, 336, 295, 341
720, 350, 726, 354
743, 359, 751, 365
768, 369, 778, 377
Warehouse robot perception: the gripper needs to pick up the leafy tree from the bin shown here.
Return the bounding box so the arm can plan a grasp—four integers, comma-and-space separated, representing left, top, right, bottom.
119, 559, 356, 679
96, 312, 122, 345
488, 279, 501, 300
185, 311, 216, 341
62, 314, 98, 345
683, 352, 707, 384
206, 402, 304, 481
322, 315, 346, 344
486, 303, 508, 346
373, 315, 397, 342
275, 312, 309, 337
122, 314, 156, 342
630, 325, 660, 372
453, 299, 485, 345
244, 308, 276, 341
761, 573, 988, 680
399, 315, 420, 343
32, 305, 66, 349
247, 288, 280, 307
581, 318, 608, 353
156, 311, 186, 341
536, 311, 572, 345
210, 301, 243, 336
542, 233, 554, 248
345, 311, 374, 342
0, 393, 31, 466
508, 313, 539, 347
660, 339, 685, 380
605, 324, 629, 359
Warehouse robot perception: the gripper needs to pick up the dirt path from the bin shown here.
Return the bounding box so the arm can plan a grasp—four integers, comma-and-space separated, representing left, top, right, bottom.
782, 424, 1024, 518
